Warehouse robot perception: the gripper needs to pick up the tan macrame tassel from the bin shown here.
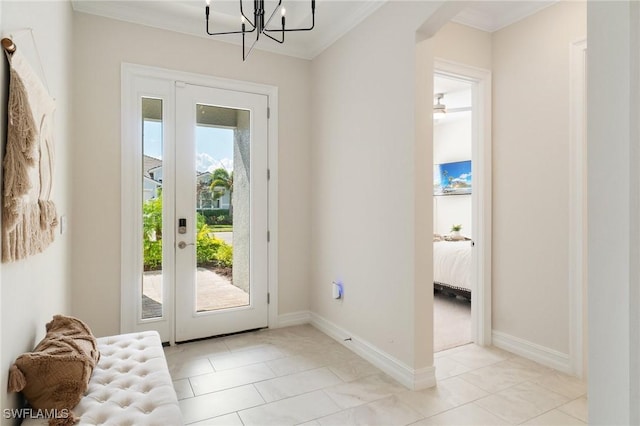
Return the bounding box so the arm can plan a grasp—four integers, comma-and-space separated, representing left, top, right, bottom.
2, 69, 37, 231
2, 52, 58, 263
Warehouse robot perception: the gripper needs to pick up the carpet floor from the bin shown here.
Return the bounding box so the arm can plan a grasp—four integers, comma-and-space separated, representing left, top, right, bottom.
434, 290, 471, 352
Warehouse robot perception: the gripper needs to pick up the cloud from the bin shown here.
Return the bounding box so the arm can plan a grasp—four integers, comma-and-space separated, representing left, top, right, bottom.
196, 153, 233, 173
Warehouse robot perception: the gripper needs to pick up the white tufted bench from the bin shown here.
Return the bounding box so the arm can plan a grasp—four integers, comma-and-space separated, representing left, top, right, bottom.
23, 331, 183, 426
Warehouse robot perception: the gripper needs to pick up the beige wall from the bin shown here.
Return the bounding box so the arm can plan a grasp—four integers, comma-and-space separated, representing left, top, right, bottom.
432, 3, 586, 358
432, 22, 493, 70
310, 1, 443, 370
492, 1, 586, 353
309, 0, 586, 372
0, 1, 74, 420
71, 13, 311, 337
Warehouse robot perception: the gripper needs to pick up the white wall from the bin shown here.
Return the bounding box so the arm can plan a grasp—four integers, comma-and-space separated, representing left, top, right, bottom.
71, 13, 311, 337
0, 1, 74, 419
310, 1, 443, 373
433, 111, 472, 237
491, 1, 586, 355
587, 1, 640, 423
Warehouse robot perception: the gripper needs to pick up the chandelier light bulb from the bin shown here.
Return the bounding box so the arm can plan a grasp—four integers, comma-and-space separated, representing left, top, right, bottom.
281, 7, 286, 16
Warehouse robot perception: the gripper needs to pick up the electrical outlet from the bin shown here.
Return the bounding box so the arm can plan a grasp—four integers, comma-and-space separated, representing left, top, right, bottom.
332, 281, 343, 299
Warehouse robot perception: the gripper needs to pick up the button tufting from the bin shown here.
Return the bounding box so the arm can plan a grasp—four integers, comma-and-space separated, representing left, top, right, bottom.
74, 331, 181, 425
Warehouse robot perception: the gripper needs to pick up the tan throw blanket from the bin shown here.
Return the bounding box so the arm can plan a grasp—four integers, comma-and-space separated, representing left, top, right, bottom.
2, 49, 57, 262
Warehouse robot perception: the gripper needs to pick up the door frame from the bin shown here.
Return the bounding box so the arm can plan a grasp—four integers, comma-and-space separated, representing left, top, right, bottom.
434, 58, 492, 346
121, 63, 279, 344
569, 38, 587, 378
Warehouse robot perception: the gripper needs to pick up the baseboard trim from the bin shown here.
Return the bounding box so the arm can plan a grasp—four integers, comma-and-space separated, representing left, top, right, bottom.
310, 312, 435, 390
275, 311, 312, 328
492, 330, 571, 374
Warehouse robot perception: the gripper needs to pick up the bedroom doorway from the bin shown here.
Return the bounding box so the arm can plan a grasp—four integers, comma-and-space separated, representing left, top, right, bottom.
433, 75, 474, 352
433, 60, 492, 352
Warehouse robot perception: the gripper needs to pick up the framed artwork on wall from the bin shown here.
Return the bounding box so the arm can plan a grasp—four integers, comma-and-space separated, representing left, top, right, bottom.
434, 160, 472, 196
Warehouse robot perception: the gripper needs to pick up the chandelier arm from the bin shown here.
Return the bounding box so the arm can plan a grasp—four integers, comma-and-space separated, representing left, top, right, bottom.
263, 31, 284, 44
264, 1, 315, 32
205, 3, 255, 35
206, 28, 254, 36
260, 0, 282, 34
206, 15, 256, 35
239, 0, 256, 29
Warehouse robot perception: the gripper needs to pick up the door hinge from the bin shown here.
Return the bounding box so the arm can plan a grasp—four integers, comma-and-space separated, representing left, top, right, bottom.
267, 107, 270, 119
267, 169, 271, 180
267, 292, 270, 304
267, 230, 270, 242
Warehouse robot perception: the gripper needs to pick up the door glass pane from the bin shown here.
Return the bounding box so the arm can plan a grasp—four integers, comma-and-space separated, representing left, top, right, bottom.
195, 104, 250, 312
142, 97, 164, 319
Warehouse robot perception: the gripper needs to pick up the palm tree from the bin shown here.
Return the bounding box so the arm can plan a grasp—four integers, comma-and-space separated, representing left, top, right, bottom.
210, 168, 233, 219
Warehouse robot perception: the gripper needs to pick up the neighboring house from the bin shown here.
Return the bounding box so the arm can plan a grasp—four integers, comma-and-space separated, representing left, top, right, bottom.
196, 171, 230, 210
143, 155, 230, 209
143, 155, 162, 201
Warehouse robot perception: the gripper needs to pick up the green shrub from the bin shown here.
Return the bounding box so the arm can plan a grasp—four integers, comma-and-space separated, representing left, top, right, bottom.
144, 239, 162, 270
197, 209, 232, 225
143, 196, 163, 270
216, 243, 233, 267
196, 224, 222, 264
143, 202, 234, 269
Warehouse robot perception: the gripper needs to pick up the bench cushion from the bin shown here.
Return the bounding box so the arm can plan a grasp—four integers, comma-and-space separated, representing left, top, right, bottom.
23, 331, 182, 426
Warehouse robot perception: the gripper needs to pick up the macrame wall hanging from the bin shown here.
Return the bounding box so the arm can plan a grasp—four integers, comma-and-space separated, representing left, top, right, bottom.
1, 34, 58, 262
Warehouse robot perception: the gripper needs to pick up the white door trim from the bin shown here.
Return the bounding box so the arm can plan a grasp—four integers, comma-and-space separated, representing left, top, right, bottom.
120, 63, 279, 343
434, 58, 492, 346
569, 38, 587, 378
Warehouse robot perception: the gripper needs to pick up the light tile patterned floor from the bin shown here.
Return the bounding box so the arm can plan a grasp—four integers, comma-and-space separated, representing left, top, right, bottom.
165, 325, 588, 425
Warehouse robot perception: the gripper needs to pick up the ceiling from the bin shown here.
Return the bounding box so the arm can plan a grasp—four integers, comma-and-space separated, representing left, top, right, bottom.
71, 0, 557, 60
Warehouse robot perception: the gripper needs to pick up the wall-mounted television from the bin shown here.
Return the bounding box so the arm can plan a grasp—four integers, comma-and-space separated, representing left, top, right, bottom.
434, 160, 472, 196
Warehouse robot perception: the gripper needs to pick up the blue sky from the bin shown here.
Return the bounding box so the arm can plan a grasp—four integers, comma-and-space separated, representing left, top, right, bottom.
143, 120, 234, 173
434, 160, 472, 187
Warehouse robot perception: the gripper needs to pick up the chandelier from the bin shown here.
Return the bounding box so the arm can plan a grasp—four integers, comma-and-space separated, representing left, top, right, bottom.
205, 0, 316, 61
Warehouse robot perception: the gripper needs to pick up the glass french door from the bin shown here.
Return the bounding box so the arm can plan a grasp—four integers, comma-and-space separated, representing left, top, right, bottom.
123, 67, 271, 343
173, 84, 269, 342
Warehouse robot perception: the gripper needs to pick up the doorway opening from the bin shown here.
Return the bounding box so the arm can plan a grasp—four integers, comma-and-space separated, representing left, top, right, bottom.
433, 75, 474, 352
431, 58, 493, 353
121, 64, 277, 344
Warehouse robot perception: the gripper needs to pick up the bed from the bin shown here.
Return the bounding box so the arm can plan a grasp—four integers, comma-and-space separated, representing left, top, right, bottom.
433, 239, 472, 299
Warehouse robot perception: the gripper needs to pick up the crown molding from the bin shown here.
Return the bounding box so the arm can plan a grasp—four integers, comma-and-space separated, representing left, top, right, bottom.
451, 1, 557, 33
72, 0, 387, 61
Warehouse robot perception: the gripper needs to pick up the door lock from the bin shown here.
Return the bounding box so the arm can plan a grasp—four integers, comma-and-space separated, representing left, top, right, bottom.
177, 241, 195, 249
178, 218, 187, 234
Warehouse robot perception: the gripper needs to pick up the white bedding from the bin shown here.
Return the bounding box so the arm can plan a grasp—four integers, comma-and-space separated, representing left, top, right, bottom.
433, 240, 472, 291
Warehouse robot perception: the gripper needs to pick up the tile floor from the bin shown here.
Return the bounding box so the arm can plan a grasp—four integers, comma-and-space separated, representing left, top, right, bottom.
164, 325, 587, 425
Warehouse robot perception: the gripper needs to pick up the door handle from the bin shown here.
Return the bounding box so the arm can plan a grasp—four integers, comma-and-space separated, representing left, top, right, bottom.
177, 241, 195, 249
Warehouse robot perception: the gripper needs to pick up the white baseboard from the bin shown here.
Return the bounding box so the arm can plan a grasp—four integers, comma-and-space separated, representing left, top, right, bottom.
310, 312, 435, 390
275, 311, 312, 328
492, 330, 571, 374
